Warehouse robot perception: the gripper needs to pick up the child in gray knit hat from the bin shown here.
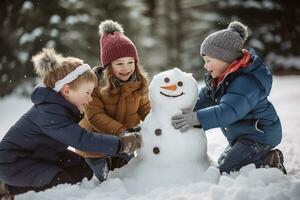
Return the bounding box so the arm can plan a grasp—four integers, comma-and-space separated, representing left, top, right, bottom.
172, 21, 287, 174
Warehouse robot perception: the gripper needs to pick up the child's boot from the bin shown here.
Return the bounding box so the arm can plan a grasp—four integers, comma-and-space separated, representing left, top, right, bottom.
263, 149, 287, 174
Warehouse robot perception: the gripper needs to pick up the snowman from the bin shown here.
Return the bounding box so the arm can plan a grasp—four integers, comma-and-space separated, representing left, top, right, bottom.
138, 67, 209, 166
110, 68, 212, 192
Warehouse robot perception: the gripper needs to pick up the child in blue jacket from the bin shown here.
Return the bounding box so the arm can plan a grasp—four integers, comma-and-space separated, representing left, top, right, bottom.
172, 21, 286, 174
0, 48, 141, 198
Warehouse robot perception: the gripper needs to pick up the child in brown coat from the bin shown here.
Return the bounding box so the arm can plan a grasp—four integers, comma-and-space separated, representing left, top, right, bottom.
76, 20, 150, 181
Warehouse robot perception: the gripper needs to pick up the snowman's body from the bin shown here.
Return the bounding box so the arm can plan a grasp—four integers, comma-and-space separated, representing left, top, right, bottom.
111, 68, 211, 192
139, 107, 208, 165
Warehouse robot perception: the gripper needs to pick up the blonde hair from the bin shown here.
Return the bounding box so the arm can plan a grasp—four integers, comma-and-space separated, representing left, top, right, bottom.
100, 61, 148, 93
32, 48, 97, 90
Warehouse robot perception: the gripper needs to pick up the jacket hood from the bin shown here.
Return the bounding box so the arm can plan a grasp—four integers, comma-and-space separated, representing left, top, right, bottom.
238, 49, 273, 96
31, 85, 80, 115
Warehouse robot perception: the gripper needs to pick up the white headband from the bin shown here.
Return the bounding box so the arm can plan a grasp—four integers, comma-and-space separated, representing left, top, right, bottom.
53, 63, 91, 92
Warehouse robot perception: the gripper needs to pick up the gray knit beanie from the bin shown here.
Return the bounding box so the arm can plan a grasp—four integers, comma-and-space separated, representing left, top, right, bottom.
200, 21, 248, 63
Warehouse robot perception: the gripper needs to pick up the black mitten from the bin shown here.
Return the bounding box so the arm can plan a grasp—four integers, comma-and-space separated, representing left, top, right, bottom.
126, 125, 141, 133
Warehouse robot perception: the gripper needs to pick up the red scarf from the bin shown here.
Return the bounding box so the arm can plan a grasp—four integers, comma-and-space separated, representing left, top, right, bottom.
215, 49, 252, 86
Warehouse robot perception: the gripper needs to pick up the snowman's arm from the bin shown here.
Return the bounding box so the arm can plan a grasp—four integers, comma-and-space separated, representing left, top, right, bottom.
137, 92, 151, 121
83, 89, 127, 136
194, 87, 213, 111
196, 76, 260, 130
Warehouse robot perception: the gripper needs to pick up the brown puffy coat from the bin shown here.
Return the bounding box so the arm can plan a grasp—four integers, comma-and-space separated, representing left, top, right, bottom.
76, 81, 150, 158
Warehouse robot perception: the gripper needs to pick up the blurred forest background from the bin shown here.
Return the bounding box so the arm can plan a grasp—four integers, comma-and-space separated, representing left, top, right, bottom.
1, 0, 300, 97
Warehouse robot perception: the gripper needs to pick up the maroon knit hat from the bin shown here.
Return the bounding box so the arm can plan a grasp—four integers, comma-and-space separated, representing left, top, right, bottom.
98, 20, 138, 67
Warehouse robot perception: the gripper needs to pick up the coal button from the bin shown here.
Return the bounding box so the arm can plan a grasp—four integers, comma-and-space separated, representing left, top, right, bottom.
153, 147, 160, 154
155, 129, 162, 136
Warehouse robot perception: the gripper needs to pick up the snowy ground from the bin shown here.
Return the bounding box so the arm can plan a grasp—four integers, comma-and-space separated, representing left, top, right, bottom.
1, 76, 300, 200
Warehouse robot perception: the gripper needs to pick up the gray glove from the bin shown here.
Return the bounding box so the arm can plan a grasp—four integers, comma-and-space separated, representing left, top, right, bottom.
119, 131, 141, 155
171, 110, 200, 133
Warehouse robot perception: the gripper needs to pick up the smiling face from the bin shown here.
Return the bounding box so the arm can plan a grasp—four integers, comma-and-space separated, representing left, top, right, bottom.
149, 68, 198, 111
159, 77, 184, 98
62, 81, 95, 113
203, 55, 230, 78
111, 57, 135, 81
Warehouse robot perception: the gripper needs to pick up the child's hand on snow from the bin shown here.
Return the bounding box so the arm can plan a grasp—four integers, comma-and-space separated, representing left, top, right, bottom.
119, 131, 141, 155
171, 110, 201, 133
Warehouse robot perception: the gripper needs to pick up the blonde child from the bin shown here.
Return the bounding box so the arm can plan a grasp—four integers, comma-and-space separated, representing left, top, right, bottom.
0, 48, 140, 198
172, 21, 286, 174
76, 20, 150, 181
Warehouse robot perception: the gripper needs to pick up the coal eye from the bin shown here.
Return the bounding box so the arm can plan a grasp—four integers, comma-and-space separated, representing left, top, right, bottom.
164, 77, 170, 83
177, 81, 183, 86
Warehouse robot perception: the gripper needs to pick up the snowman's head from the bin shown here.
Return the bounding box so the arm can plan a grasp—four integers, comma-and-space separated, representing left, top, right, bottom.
149, 67, 198, 111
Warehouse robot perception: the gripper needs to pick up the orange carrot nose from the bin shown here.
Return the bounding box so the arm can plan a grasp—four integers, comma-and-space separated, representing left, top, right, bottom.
160, 84, 177, 91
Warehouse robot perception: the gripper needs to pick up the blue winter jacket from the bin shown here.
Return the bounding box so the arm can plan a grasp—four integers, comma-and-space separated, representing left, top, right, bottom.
0, 86, 120, 187
195, 50, 282, 147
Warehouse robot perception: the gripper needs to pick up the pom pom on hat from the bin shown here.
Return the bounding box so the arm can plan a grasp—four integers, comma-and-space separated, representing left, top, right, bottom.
32, 48, 63, 77
99, 20, 124, 35
228, 21, 248, 42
